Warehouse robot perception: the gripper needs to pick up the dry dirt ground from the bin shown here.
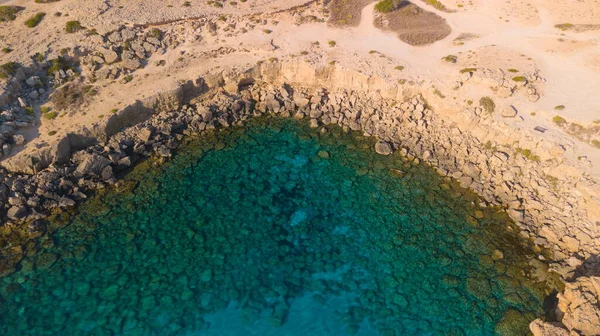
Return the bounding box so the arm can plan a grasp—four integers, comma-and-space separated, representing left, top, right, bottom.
1, 0, 600, 175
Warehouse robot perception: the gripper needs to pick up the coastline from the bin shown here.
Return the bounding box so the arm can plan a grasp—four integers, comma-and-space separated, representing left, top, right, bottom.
1, 0, 599, 333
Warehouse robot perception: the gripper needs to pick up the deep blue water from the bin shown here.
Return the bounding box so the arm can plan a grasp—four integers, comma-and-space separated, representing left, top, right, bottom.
0, 117, 554, 335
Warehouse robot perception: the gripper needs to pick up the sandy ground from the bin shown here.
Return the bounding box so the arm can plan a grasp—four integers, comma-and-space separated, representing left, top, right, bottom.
1, 0, 600, 174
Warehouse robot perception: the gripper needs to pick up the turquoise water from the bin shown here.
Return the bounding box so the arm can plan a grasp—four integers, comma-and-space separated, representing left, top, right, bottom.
0, 117, 554, 335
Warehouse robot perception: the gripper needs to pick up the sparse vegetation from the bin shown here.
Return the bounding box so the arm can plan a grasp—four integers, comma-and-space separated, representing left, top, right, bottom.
515, 147, 540, 161
1, 47, 12, 54
263, 29, 272, 34
43, 111, 58, 120
123, 75, 133, 83
0, 62, 19, 79
398, 79, 406, 85
369, 50, 378, 54
183, 1, 191, 6
442, 55, 457, 63
592, 140, 600, 149
459, 67, 477, 73
40, 106, 51, 114
24, 12, 45, 28
555, 23, 573, 31
47, 57, 71, 75
34, 52, 44, 62
512, 76, 527, 82
479, 96, 495, 114
148, 28, 162, 39
65, 21, 83, 33
50, 81, 88, 110
507, 69, 519, 73
110, 108, 118, 114
328, 40, 336, 47
329, 60, 336, 65
374, 0, 402, 13
433, 89, 445, 99
394, 65, 404, 71
25, 107, 34, 115
554, 105, 565, 110
545, 174, 559, 190
423, 0, 448, 11
48, 130, 57, 136
552, 115, 567, 126
0, 5, 23, 22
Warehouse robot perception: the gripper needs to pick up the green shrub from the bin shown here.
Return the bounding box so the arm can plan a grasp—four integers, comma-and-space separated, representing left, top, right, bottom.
424, 0, 447, 10
65, 21, 83, 33
34, 52, 44, 62
328, 40, 336, 47
0, 6, 23, 22
459, 67, 477, 73
263, 29, 272, 34
515, 147, 540, 161
110, 108, 118, 114
47, 57, 71, 75
0, 62, 19, 79
1, 47, 12, 53
512, 76, 527, 82
442, 55, 457, 63
25, 107, 34, 115
552, 115, 567, 125
148, 28, 162, 39
394, 65, 404, 71
34, 0, 60, 3
40, 106, 51, 114
507, 68, 519, 73
479, 96, 495, 114
48, 130, 57, 136
375, 0, 401, 13
24, 12, 45, 28
554, 105, 565, 110
43, 111, 58, 120
592, 140, 600, 149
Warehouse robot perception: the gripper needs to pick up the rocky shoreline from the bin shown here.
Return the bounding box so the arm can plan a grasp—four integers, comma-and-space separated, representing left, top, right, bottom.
0, 64, 599, 334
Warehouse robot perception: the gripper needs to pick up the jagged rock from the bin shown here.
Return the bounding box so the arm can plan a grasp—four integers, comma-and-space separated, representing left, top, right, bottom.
101, 165, 114, 181
108, 31, 123, 44
557, 276, 600, 335
75, 153, 111, 176
497, 86, 514, 98
529, 320, 569, 336
501, 105, 517, 118
100, 48, 119, 64
59, 197, 76, 208
7, 206, 27, 220
121, 57, 142, 70
375, 141, 393, 155
120, 28, 136, 41
12, 134, 25, 145
25, 76, 41, 87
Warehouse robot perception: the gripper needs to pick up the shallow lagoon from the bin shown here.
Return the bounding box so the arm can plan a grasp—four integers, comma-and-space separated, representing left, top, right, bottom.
0, 117, 556, 335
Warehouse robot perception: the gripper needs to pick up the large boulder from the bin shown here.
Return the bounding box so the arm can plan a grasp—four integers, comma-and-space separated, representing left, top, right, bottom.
375, 140, 393, 155
75, 153, 111, 176
557, 276, 600, 335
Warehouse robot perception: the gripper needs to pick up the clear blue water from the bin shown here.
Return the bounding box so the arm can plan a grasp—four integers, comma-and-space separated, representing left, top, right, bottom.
0, 117, 554, 335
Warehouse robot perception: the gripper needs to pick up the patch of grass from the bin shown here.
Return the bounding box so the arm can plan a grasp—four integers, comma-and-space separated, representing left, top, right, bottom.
329, 60, 336, 65
512, 76, 527, 82
507, 68, 519, 73
398, 79, 406, 85
433, 89, 445, 99
42, 111, 58, 120
424, 0, 448, 11
86, 28, 98, 36
0, 62, 19, 79
183, 1, 191, 6
554, 105, 565, 110
110, 108, 118, 114
394, 65, 404, 71
268, 57, 278, 63
515, 147, 540, 161
34, 52, 44, 62
592, 140, 600, 149
65, 21, 83, 33
552, 115, 567, 126
328, 40, 336, 47
47, 57, 71, 75
40, 106, 51, 114
479, 96, 495, 114
24, 12, 45, 28
0, 5, 23, 22
262, 29, 272, 34
442, 55, 457, 63
48, 130, 57, 136
300, 51, 309, 55
467, 100, 473, 105
2, 47, 12, 53
545, 174, 558, 190
148, 28, 162, 39
123, 75, 133, 83
555, 23, 573, 31
369, 50, 378, 54
25, 107, 34, 115
459, 67, 477, 73
34, 0, 60, 3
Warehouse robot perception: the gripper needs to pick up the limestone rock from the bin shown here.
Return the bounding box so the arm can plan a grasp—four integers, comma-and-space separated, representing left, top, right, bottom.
557, 276, 600, 335
100, 48, 119, 64
529, 319, 569, 336
75, 153, 111, 176
375, 141, 393, 155
501, 105, 517, 118
7, 206, 27, 220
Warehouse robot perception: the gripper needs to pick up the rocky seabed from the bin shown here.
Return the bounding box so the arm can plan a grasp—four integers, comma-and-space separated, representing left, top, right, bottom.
0, 66, 599, 334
